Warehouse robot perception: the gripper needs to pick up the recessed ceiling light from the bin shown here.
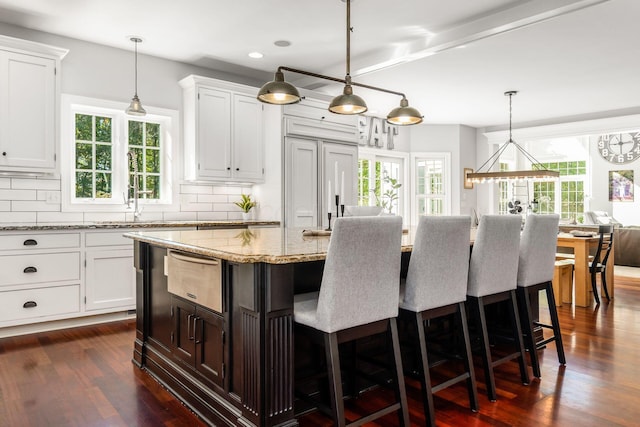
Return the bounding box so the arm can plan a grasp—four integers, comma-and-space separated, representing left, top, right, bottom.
456, 45, 466, 49
274, 40, 291, 47
248, 51, 263, 59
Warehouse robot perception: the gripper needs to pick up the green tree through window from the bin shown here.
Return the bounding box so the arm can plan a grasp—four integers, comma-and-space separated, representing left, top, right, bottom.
128, 121, 161, 199
533, 160, 586, 222
74, 114, 113, 198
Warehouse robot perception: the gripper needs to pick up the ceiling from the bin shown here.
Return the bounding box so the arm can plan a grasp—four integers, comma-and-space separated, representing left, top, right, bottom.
0, 0, 638, 128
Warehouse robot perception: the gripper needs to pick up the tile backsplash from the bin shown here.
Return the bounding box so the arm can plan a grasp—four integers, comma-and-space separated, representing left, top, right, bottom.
0, 176, 254, 223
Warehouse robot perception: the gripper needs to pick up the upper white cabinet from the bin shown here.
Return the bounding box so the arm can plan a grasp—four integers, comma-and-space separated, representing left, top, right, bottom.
180, 75, 264, 183
0, 35, 67, 174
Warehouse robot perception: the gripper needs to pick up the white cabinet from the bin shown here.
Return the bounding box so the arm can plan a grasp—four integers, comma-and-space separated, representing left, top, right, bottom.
83, 231, 141, 312
85, 248, 135, 311
283, 100, 359, 228
180, 75, 264, 183
0, 231, 81, 328
0, 36, 67, 174
286, 137, 319, 227
285, 137, 358, 228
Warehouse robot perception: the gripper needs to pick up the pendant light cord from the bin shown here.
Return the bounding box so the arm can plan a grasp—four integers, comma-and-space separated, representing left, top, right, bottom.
346, 0, 351, 78
134, 39, 139, 96
508, 92, 513, 142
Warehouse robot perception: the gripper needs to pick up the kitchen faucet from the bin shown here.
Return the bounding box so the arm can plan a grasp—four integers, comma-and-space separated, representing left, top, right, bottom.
126, 150, 152, 220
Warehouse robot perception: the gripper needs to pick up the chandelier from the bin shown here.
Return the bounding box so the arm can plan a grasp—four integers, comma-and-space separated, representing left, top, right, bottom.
467, 91, 559, 183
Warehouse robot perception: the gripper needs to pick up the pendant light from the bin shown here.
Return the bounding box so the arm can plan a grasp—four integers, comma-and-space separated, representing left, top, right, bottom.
467, 91, 559, 183
257, 0, 423, 125
257, 70, 300, 104
125, 37, 146, 116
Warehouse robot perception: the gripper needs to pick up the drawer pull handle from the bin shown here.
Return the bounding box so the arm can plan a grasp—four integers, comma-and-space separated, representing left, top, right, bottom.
186, 292, 197, 300
23, 239, 38, 246
23, 301, 37, 309
168, 251, 220, 266
23, 266, 38, 273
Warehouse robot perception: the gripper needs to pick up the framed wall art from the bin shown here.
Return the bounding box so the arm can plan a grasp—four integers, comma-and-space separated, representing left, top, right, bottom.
609, 170, 634, 202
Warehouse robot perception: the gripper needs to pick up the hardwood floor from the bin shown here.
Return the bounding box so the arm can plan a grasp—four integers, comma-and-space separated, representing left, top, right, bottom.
1, 274, 639, 426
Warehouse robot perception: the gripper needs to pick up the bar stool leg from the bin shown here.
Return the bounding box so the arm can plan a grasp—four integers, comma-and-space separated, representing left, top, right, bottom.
458, 302, 479, 411
508, 290, 530, 385
545, 282, 567, 365
414, 312, 436, 426
470, 296, 498, 402
389, 318, 411, 426
517, 286, 542, 378
324, 333, 346, 427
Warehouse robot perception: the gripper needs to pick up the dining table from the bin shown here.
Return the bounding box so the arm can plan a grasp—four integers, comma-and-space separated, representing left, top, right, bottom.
556, 232, 614, 307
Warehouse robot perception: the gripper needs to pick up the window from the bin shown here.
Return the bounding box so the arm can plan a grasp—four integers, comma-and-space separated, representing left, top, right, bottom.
411, 153, 451, 223
62, 95, 178, 212
533, 160, 586, 222
127, 120, 162, 200
498, 162, 510, 215
74, 114, 114, 199
358, 149, 407, 216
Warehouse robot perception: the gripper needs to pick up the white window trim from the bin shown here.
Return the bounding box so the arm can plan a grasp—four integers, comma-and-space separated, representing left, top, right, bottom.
359, 147, 409, 220
410, 152, 452, 225
61, 94, 180, 213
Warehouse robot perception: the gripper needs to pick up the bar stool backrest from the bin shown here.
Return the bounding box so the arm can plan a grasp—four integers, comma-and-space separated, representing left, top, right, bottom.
467, 215, 522, 298
517, 214, 560, 287
315, 216, 403, 333
402, 216, 471, 312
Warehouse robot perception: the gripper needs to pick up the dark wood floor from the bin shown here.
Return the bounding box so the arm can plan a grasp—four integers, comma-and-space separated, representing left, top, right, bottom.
1, 274, 640, 427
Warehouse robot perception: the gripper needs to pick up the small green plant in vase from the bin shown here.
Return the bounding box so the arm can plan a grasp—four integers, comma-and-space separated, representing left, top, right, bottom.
235, 194, 257, 220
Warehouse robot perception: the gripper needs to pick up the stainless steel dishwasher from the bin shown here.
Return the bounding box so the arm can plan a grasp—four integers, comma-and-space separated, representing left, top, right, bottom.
166, 250, 222, 313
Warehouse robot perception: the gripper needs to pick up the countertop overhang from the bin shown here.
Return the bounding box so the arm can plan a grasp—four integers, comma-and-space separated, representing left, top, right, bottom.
125, 227, 417, 264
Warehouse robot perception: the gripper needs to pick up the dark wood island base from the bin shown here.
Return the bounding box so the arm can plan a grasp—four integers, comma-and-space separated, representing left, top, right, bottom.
132, 240, 305, 427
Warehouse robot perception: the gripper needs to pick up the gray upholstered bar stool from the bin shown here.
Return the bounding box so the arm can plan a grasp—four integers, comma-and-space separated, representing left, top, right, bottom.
399, 216, 478, 427
516, 214, 565, 379
293, 216, 409, 426
467, 215, 530, 402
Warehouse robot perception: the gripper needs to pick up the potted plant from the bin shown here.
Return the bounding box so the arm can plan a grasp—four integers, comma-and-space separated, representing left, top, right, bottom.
234, 194, 257, 220
373, 172, 402, 214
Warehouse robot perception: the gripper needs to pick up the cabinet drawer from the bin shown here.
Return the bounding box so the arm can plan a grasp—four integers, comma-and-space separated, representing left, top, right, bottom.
167, 250, 222, 313
0, 252, 80, 286
0, 233, 80, 251
0, 285, 80, 323
85, 231, 133, 247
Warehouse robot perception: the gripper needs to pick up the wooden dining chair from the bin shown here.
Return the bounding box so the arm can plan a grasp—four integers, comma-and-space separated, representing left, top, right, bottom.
293, 216, 409, 426
590, 224, 614, 304
400, 215, 477, 427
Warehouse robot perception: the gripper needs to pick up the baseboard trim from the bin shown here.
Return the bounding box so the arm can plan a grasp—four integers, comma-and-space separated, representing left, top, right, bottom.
0, 311, 136, 338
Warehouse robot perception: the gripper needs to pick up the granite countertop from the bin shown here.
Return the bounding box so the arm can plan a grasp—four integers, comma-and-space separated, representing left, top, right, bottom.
125, 227, 418, 264
0, 220, 279, 232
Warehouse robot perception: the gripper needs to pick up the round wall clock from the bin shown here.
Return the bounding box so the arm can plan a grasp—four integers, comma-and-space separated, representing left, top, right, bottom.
597, 132, 640, 164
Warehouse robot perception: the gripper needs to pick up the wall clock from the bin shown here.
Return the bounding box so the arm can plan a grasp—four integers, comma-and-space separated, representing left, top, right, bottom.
597, 132, 640, 164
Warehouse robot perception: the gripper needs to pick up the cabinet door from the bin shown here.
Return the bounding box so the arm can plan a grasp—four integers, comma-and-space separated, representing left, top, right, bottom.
232, 94, 264, 182
172, 297, 196, 366
85, 248, 135, 311
197, 87, 231, 179
286, 137, 318, 228
0, 50, 55, 171
323, 142, 358, 220
195, 307, 225, 388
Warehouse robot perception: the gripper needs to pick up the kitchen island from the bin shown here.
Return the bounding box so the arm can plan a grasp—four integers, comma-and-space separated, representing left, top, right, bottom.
126, 227, 415, 427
